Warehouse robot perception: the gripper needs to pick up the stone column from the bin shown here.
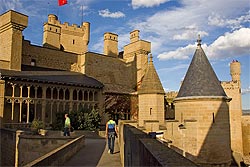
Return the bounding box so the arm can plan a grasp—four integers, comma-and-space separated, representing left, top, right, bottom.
76, 89, 79, 111
41, 86, 47, 124
19, 86, 23, 122
69, 88, 73, 112
50, 88, 53, 124
26, 86, 30, 123
34, 87, 38, 119
11, 84, 15, 121
15, 130, 23, 167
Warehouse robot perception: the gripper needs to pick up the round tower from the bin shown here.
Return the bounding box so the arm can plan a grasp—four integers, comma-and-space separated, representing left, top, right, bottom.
48, 14, 58, 24
230, 60, 241, 83
82, 22, 90, 46
103, 32, 118, 57
173, 37, 232, 166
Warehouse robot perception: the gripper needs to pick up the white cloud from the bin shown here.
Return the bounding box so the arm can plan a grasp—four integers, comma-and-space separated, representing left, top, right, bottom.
132, 0, 169, 9
157, 44, 196, 60
128, 0, 249, 56
157, 28, 250, 61
158, 64, 189, 72
207, 28, 250, 59
173, 31, 207, 40
208, 11, 250, 30
242, 87, 250, 95
98, 9, 125, 18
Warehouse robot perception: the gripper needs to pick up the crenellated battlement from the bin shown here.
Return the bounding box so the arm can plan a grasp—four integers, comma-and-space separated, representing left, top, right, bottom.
221, 80, 240, 90
43, 14, 90, 54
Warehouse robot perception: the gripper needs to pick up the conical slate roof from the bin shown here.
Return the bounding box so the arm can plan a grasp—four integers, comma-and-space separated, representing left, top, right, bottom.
138, 54, 165, 94
176, 37, 227, 98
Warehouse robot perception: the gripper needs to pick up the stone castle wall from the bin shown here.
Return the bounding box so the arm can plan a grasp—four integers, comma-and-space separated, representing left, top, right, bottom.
242, 115, 250, 156
0, 10, 28, 71
221, 80, 243, 155
82, 52, 137, 90
138, 94, 165, 127
171, 98, 231, 166
22, 40, 79, 71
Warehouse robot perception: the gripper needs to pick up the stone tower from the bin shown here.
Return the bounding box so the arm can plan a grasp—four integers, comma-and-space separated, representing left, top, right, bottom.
123, 30, 151, 88
221, 60, 243, 157
173, 37, 232, 166
0, 10, 28, 71
138, 54, 165, 129
43, 14, 61, 49
103, 32, 118, 57
43, 14, 90, 54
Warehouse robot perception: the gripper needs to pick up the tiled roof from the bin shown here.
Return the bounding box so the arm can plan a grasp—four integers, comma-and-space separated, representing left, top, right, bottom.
0, 69, 104, 88
103, 83, 135, 94
138, 54, 165, 94
176, 42, 227, 98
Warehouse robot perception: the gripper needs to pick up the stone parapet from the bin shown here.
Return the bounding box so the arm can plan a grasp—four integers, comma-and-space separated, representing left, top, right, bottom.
23, 135, 85, 167
121, 124, 197, 166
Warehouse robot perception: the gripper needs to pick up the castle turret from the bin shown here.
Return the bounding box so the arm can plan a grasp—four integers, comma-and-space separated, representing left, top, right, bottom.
43, 14, 61, 49
82, 22, 90, 46
43, 14, 90, 54
173, 36, 232, 166
221, 60, 243, 159
138, 54, 165, 128
230, 60, 241, 82
0, 10, 28, 71
103, 32, 118, 57
123, 30, 151, 88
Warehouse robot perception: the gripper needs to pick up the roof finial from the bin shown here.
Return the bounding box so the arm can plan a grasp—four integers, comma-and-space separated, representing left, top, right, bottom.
149, 54, 153, 63
197, 34, 202, 46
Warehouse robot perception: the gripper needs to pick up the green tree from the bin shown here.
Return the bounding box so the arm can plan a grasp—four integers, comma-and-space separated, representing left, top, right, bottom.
83, 108, 101, 131
52, 108, 100, 131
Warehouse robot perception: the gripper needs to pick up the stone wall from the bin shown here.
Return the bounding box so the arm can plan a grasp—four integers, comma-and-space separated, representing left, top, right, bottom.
222, 80, 243, 155
172, 98, 232, 166
242, 115, 250, 156
0, 129, 16, 166
23, 135, 85, 167
83, 52, 137, 90
138, 94, 165, 127
22, 40, 79, 71
18, 132, 74, 166
0, 129, 83, 166
119, 122, 197, 166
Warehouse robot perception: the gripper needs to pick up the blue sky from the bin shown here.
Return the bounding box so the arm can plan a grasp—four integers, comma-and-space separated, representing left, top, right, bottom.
1, 0, 249, 109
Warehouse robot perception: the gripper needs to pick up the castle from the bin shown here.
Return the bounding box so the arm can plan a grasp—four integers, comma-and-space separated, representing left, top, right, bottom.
0, 10, 249, 166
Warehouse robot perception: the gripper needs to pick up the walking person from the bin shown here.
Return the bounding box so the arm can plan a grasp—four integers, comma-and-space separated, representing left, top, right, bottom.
64, 113, 71, 136
105, 116, 118, 154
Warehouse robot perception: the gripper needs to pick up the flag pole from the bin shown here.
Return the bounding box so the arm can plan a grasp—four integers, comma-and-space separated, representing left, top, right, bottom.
81, 5, 83, 24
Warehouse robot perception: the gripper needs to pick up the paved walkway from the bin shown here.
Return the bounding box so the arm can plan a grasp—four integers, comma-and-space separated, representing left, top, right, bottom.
63, 133, 122, 167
